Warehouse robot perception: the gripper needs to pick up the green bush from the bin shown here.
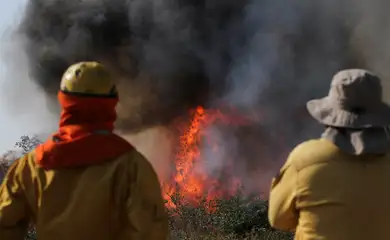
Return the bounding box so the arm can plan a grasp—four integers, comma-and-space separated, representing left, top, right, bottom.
167, 191, 293, 239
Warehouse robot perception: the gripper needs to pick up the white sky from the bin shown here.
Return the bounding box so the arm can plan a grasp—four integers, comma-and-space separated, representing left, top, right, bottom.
0, 0, 57, 152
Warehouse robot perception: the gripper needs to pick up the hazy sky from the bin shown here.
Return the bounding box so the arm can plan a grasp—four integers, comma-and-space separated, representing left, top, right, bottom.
0, 0, 56, 152
0, 0, 27, 151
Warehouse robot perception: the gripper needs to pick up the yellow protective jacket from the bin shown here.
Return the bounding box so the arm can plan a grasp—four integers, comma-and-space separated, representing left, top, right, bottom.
0, 149, 168, 240
269, 138, 390, 240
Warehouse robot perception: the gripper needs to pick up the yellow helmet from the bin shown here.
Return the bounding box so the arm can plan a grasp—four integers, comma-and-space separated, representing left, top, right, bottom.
60, 61, 118, 97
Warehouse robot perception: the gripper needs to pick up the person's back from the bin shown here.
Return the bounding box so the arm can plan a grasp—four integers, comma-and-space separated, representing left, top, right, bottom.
1, 149, 167, 240
279, 138, 390, 239
0, 61, 168, 240
269, 69, 390, 239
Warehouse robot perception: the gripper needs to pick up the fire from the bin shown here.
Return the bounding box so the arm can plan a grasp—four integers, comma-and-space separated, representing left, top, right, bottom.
163, 106, 249, 210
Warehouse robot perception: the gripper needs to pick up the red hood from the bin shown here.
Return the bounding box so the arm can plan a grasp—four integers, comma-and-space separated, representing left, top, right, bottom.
35, 91, 133, 169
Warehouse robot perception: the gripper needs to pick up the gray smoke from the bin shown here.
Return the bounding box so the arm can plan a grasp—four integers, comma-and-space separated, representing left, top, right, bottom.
4, 0, 390, 194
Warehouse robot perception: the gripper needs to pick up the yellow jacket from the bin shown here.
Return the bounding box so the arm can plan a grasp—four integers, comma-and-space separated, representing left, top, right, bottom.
0, 149, 168, 240
269, 138, 390, 240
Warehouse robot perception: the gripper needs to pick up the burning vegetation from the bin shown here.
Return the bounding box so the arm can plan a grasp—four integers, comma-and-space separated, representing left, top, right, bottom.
4, 1, 390, 237
163, 106, 248, 210
4, 0, 390, 238
6, 0, 379, 203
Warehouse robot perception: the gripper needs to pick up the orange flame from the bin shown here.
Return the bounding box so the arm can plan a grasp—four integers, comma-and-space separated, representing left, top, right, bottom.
163, 106, 248, 210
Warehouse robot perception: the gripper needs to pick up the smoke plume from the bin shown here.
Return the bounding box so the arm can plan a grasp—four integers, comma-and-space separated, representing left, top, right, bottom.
5, 0, 390, 193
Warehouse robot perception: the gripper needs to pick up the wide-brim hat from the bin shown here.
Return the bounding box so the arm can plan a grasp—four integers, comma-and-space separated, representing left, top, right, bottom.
307, 69, 390, 128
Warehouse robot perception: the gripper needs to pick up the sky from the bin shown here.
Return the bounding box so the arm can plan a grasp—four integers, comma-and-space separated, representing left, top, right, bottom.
0, 0, 57, 152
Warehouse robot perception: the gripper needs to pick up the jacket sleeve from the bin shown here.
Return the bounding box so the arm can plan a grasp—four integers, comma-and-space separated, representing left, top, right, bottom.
0, 158, 29, 240
125, 151, 169, 240
268, 156, 299, 231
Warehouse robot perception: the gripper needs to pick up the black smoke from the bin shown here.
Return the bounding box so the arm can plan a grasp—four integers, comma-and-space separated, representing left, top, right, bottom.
20, 0, 239, 131
18, 0, 359, 131
15, 0, 390, 192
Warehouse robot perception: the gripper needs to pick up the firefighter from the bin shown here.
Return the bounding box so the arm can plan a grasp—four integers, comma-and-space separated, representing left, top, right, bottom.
0, 61, 168, 240
268, 69, 390, 239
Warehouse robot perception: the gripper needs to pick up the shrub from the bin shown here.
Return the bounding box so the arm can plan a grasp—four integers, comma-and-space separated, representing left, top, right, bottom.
167, 191, 293, 239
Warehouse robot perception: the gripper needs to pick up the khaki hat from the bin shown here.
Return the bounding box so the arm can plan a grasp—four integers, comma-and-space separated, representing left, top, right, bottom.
307, 69, 390, 128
